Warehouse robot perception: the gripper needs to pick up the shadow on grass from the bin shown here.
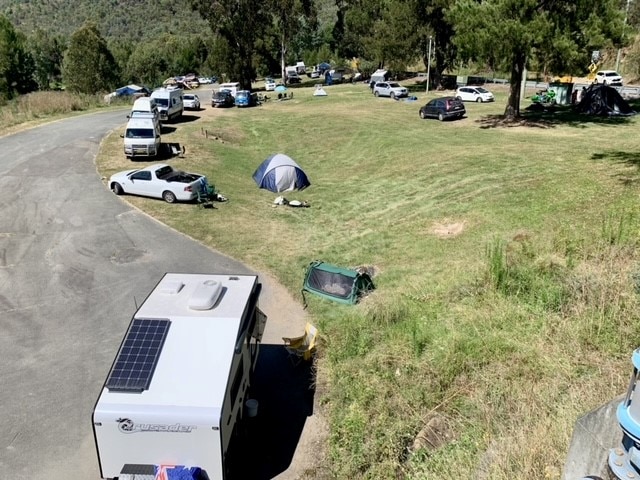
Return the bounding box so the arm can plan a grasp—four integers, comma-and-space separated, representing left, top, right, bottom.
226, 343, 315, 480
170, 114, 200, 124
477, 104, 636, 129
592, 150, 640, 185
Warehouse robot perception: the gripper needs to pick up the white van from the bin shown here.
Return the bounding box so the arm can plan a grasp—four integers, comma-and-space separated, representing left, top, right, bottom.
130, 98, 161, 132
122, 117, 161, 159
131, 97, 158, 116
150, 87, 184, 121
218, 82, 240, 98
93, 273, 267, 480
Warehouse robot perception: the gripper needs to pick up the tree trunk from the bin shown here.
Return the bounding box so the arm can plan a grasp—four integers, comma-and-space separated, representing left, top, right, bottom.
505, 53, 526, 120
280, 31, 287, 86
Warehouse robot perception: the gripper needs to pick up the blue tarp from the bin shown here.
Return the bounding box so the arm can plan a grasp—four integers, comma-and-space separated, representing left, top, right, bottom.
253, 153, 310, 192
155, 465, 202, 480
115, 84, 149, 97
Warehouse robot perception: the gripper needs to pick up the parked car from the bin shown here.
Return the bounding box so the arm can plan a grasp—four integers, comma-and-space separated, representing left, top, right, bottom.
455, 86, 495, 103
109, 164, 208, 203
211, 90, 235, 107
265, 77, 276, 91
419, 97, 466, 121
183, 94, 201, 110
373, 81, 408, 99
595, 70, 623, 86
287, 72, 302, 84
198, 77, 213, 84
235, 90, 258, 107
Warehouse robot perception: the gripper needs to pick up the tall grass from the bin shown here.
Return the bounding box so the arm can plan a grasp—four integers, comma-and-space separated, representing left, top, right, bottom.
0, 90, 122, 133
93, 83, 640, 479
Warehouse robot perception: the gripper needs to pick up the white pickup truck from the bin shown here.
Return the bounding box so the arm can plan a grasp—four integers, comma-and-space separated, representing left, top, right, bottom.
109, 163, 208, 203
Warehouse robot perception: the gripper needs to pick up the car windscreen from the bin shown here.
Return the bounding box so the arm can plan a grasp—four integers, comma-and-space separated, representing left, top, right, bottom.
605, 72, 619, 77
476, 87, 489, 93
236, 92, 248, 99
126, 128, 155, 138
154, 98, 169, 107
184, 95, 194, 100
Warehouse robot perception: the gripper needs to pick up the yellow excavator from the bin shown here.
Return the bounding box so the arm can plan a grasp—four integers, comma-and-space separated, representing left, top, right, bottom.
587, 61, 600, 81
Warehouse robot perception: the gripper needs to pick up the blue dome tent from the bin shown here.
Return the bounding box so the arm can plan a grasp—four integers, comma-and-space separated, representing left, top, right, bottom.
253, 154, 310, 192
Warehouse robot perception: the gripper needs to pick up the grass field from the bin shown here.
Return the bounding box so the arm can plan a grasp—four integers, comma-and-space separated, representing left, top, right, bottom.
97, 81, 640, 479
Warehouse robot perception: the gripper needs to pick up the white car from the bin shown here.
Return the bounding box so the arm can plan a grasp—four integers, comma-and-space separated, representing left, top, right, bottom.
373, 81, 408, 99
198, 77, 212, 84
109, 164, 209, 203
183, 94, 201, 110
455, 86, 495, 103
265, 78, 276, 91
595, 70, 623, 86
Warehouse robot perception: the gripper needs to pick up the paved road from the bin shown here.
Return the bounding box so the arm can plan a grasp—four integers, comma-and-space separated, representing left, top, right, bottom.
0, 111, 311, 479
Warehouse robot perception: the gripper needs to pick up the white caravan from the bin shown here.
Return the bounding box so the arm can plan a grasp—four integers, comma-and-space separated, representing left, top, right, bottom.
92, 273, 266, 480
150, 87, 184, 121
218, 82, 240, 98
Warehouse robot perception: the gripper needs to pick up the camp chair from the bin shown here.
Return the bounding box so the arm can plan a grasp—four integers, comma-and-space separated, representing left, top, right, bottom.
282, 323, 318, 365
196, 183, 217, 209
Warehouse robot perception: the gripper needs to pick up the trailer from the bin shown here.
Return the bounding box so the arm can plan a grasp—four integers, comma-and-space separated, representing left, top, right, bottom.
92, 273, 266, 480
609, 348, 640, 478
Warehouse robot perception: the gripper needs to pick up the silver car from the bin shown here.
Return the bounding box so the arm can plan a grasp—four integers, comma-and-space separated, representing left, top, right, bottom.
183, 94, 201, 110
373, 81, 408, 99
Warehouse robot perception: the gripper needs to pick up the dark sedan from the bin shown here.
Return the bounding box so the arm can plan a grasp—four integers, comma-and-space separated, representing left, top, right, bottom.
419, 97, 466, 121
211, 90, 235, 108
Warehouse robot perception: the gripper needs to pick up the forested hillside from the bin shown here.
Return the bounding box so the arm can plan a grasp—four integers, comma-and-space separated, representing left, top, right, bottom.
0, 0, 211, 41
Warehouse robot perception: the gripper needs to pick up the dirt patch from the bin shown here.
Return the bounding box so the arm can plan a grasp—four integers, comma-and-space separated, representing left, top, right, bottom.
411, 413, 456, 452
429, 221, 466, 238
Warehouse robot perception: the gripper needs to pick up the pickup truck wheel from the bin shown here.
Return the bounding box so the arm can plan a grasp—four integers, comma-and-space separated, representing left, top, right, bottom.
162, 191, 177, 203
111, 183, 123, 195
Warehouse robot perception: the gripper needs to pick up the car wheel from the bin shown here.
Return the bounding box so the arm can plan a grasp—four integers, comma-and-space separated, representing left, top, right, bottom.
390, 92, 396, 99
111, 183, 123, 195
374, 91, 379, 97
438, 113, 444, 121
162, 191, 177, 203
476, 97, 482, 103
419, 110, 426, 119
456, 96, 462, 101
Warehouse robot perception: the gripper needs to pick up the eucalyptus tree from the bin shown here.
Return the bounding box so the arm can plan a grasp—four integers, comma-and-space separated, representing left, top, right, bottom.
266, 0, 317, 84
448, 0, 626, 119
0, 15, 36, 99
191, 0, 269, 89
28, 28, 65, 90
62, 22, 119, 94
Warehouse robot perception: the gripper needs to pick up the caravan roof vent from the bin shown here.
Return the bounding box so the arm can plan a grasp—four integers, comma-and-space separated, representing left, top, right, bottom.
188, 280, 223, 310
160, 280, 184, 295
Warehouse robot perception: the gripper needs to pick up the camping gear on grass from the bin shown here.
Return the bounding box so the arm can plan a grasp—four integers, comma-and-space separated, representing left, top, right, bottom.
253, 154, 310, 192
574, 84, 635, 116
313, 85, 327, 96
302, 261, 374, 306
282, 322, 318, 365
